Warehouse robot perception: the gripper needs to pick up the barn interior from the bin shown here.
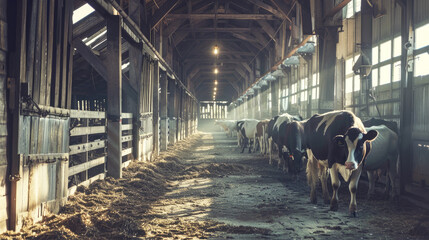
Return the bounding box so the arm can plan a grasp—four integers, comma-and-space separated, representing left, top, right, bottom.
1, 0, 429, 238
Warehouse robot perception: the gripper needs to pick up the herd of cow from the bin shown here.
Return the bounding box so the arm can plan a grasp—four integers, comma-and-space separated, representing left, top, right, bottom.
215, 110, 400, 217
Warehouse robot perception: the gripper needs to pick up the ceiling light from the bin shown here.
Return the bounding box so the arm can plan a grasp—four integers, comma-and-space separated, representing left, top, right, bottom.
214, 87, 217, 91
214, 68, 219, 74
213, 45, 219, 55
215, 80, 218, 85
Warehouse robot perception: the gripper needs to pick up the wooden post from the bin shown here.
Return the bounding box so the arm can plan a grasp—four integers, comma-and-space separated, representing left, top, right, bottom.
106, 15, 122, 178
152, 61, 160, 158
8, 0, 27, 231
167, 79, 176, 144
159, 72, 168, 150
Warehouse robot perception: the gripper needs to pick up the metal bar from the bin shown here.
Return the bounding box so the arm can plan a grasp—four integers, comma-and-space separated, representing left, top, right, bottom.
121, 112, 133, 118
121, 124, 133, 131
121, 135, 133, 142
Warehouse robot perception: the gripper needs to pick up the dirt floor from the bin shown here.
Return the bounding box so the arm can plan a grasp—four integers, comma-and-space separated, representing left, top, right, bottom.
2, 131, 429, 239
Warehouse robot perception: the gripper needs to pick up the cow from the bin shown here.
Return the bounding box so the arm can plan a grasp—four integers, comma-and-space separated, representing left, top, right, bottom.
278, 120, 308, 175
255, 119, 270, 154
305, 110, 378, 217
267, 113, 302, 169
214, 120, 238, 137
363, 124, 399, 200
237, 119, 259, 153
363, 118, 398, 134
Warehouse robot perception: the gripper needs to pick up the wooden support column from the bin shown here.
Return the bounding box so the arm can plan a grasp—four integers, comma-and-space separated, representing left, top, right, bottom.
159, 72, 168, 150
318, 27, 337, 113
168, 79, 176, 144
152, 61, 160, 157
106, 15, 122, 179
360, 0, 373, 116
399, 0, 414, 193
8, 0, 27, 231
129, 45, 142, 160
271, 80, 279, 116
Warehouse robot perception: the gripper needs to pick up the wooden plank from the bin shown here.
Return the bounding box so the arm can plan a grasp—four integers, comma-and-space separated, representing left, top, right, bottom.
151, 0, 182, 30
70, 110, 106, 119
61, 0, 71, 108
68, 173, 105, 196
121, 135, 132, 142
165, 14, 276, 20
53, 0, 64, 107
122, 148, 132, 157
152, 61, 160, 157
121, 124, 132, 131
73, 39, 108, 80
106, 15, 122, 178
33, 0, 43, 104
66, 0, 73, 109
25, 0, 38, 97
69, 140, 106, 155
121, 112, 133, 119
122, 159, 132, 169
247, 0, 288, 20
70, 126, 106, 137
39, 0, 48, 106
69, 156, 105, 176
46, 0, 55, 106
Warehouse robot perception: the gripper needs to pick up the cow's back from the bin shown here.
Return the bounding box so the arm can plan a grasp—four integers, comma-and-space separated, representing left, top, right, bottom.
364, 125, 398, 170
305, 111, 365, 161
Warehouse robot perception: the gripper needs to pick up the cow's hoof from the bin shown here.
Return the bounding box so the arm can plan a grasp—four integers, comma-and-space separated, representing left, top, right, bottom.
310, 196, 317, 204
349, 211, 358, 218
330, 201, 338, 211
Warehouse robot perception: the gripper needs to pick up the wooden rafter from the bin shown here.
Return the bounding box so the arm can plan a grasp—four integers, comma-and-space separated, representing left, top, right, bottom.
151, 0, 182, 30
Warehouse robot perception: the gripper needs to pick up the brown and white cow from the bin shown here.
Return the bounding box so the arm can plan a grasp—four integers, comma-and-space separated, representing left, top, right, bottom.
255, 119, 270, 154
305, 110, 378, 217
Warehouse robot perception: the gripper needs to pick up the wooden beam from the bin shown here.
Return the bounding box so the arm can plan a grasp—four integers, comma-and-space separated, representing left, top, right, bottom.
247, 0, 288, 20
166, 13, 276, 20
177, 27, 253, 33
151, 0, 182, 30
269, 0, 293, 22
325, 0, 352, 19
257, 20, 277, 41
152, 61, 160, 157
72, 12, 105, 40
184, 58, 252, 63
106, 15, 122, 178
74, 39, 108, 80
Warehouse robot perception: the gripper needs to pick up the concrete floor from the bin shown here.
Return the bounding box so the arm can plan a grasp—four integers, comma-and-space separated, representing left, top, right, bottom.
146, 131, 429, 239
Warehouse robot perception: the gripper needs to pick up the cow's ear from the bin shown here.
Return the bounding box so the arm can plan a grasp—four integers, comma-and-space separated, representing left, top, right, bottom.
364, 130, 378, 142
333, 135, 345, 147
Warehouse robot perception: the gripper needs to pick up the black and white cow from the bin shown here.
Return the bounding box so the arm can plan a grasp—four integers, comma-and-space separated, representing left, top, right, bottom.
305, 110, 378, 216
363, 124, 399, 200
278, 120, 308, 175
267, 113, 302, 169
237, 119, 259, 153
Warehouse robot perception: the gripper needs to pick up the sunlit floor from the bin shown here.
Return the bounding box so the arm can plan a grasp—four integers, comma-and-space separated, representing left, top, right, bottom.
143, 131, 429, 239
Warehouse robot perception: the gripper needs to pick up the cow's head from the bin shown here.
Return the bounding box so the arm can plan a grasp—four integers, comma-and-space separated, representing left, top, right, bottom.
331, 128, 378, 170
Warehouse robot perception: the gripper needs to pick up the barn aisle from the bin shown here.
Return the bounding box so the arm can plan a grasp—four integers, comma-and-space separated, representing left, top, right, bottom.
1, 132, 428, 239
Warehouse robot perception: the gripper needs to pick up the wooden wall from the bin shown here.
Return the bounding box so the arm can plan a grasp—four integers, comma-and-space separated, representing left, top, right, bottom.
0, 0, 8, 233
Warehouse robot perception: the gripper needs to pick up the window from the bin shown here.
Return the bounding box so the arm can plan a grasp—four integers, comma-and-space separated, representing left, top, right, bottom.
393, 61, 401, 82
379, 64, 391, 85
371, 68, 379, 87
393, 36, 402, 58
73, 3, 95, 24
312, 88, 318, 99
301, 78, 308, 90
346, 77, 353, 93
312, 73, 318, 86
380, 40, 392, 62
268, 93, 272, 109
346, 58, 354, 75
346, 1, 354, 18
301, 91, 307, 101
415, 53, 429, 77
415, 23, 429, 50
354, 0, 361, 13
372, 46, 379, 64
354, 77, 360, 92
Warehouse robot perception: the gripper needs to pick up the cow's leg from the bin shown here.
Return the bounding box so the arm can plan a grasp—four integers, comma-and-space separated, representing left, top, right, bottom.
268, 138, 273, 165
248, 139, 253, 153
241, 139, 247, 153
384, 168, 391, 199
329, 166, 341, 211
319, 164, 330, 204
306, 149, 318, 204
389, 156, 400, 201
367, 170, 376, 200
348, 167, 363, 217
